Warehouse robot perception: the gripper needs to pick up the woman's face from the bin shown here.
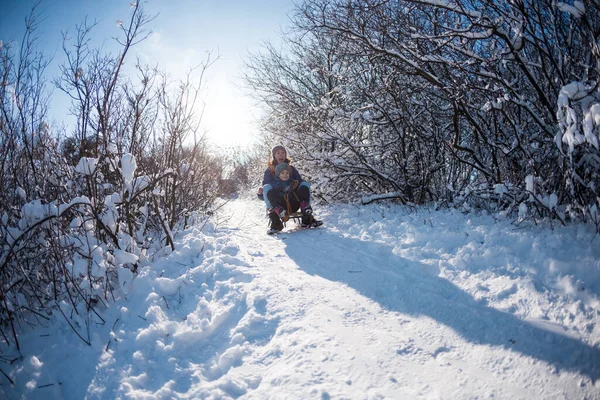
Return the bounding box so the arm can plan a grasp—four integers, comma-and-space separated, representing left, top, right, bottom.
274, 149, 286, 163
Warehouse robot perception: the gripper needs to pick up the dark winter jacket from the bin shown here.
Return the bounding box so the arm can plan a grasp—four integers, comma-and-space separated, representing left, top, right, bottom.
262, 164, 303, 186
272, 177, 296, 194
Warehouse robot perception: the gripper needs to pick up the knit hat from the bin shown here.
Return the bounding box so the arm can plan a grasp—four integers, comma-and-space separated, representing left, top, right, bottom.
275, 163, 289, 178
271, 145, 286, 158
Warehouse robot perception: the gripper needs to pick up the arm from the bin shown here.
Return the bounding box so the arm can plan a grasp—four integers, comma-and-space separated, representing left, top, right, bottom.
258, 167, 272, 198
291, 166, 303, 182
262, 167, 274, 185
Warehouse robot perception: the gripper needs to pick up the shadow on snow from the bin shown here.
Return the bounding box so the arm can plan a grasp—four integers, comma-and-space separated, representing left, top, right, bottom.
282, 228, 600, 382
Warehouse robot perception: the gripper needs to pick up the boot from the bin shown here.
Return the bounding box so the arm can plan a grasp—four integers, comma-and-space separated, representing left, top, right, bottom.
268, 206, 284, 232
301, 214, 314, 227
300, 201, 317, 227
300, 201, 313, 216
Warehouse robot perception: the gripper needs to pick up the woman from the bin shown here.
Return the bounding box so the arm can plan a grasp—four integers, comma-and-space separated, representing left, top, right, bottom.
258, 145, 320, 232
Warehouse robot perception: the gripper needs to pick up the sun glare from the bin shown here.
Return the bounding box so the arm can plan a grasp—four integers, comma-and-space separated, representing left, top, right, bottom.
201, 78, 258, 149
1, 0, 291, 151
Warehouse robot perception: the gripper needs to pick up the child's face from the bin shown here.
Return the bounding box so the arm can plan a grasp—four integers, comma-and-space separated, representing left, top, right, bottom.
278, 169, 290, 181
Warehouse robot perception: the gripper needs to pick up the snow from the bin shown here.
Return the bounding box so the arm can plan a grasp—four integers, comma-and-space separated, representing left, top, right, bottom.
16, 186, 26, 200
2, 198, 600, 399
75, 157, 98, 176
556, 1, 586, 18
418, 0, 482, 19
556, 81, 600, 152
113, 248, 139, 266
583, 103, 600, 149
121, 153, 137, 184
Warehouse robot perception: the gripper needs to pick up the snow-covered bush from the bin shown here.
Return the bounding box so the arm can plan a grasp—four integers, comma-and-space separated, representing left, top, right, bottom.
0, 3, 222, 355
245, 0, 600, 227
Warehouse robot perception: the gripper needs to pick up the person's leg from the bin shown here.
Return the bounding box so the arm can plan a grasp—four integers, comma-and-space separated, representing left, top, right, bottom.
287, 192, 301, 213
266, 190, 285, 231
262, 184, 274, 209
295, 184, 312, 214
298, 182, 310, 201
293, 183, 320, 226
267, 190, 285, 212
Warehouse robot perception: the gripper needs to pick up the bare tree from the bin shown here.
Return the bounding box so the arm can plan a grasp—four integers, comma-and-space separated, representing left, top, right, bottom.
245, 0, 600, 222
0, 2, 225, 358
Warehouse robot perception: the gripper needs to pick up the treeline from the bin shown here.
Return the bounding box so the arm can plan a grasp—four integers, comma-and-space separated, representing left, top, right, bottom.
244, 0, 600, 228
0, 3, 226, 358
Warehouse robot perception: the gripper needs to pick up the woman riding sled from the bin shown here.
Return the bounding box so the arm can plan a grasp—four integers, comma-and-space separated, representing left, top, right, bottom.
258, 145, 321, 233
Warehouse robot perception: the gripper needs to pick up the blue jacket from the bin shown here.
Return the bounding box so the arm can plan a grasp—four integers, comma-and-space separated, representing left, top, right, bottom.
262, 164, 303, 186
272, 177, 295, 194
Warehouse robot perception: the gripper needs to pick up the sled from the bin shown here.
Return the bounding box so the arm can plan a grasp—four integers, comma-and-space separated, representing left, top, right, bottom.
286, 211, 306, 223
267, 211, 323, 235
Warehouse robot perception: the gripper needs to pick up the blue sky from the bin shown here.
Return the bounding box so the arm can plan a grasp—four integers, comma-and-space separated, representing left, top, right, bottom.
0, 0, 296, 147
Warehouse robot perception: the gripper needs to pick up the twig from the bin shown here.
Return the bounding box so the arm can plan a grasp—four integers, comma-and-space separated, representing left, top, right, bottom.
37, 383, 54, 388
0, 367, 14, 384
55, 301, 91, 346
105, 316, 121, 352
0, 285, 20, 354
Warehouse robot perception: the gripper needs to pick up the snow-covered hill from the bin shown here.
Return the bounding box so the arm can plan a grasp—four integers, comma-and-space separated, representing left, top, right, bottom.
3, 199, 600, 399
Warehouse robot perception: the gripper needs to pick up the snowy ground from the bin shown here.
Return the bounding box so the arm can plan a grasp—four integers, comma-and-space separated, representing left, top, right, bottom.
2, 198, 600, 399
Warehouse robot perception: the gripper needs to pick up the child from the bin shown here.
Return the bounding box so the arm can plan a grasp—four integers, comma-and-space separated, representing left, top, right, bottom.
258, 146, 305, 203
267, 162, 320, 233
273, 163, 293, 193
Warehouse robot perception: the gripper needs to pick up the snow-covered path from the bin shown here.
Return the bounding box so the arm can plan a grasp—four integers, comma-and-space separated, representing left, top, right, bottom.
212, 200, 599, 399
4, 199, 600, 399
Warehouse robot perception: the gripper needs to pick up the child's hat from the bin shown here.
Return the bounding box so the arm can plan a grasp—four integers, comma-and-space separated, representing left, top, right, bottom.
275, 163, 289, 177
272, 145, 286, 158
